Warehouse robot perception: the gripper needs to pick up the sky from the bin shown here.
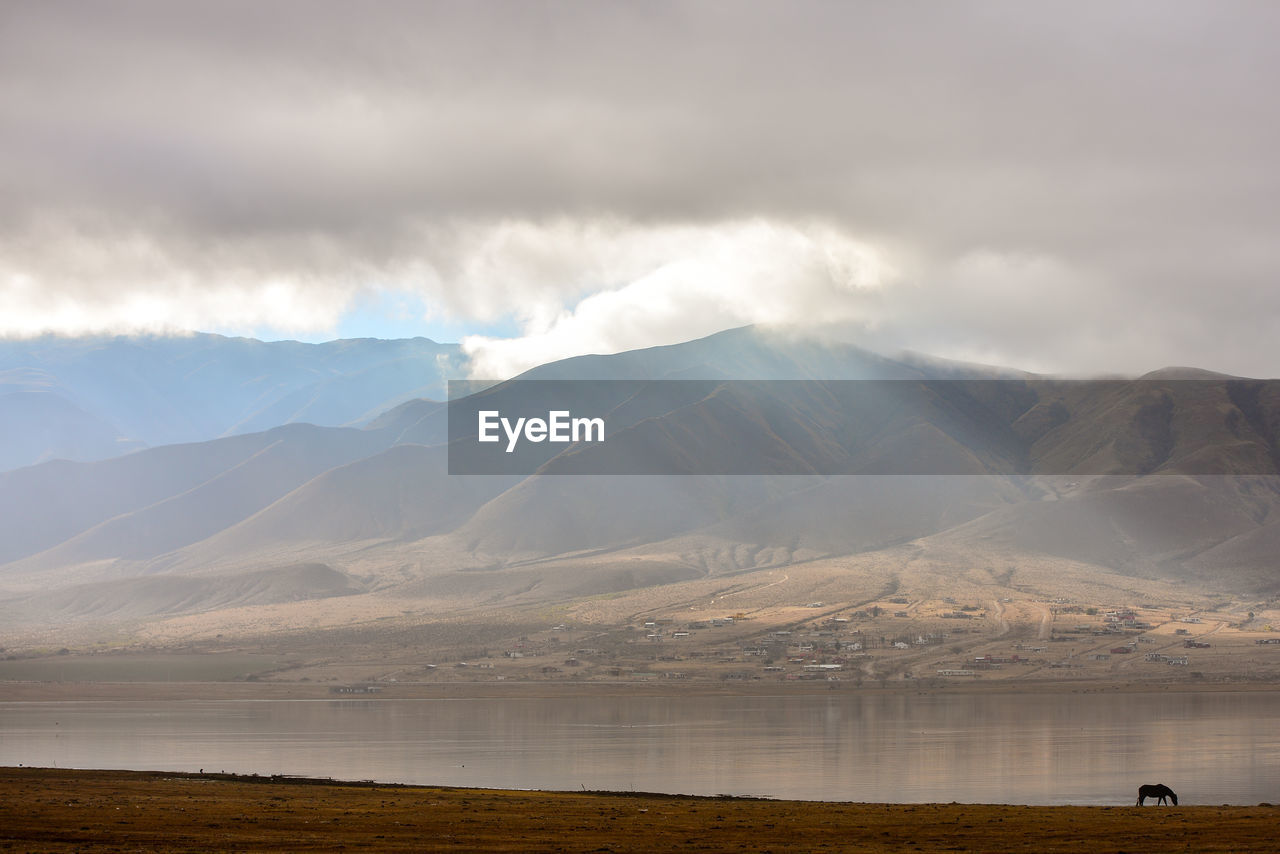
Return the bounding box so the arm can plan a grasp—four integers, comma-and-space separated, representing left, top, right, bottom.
2, 1, 1279, 378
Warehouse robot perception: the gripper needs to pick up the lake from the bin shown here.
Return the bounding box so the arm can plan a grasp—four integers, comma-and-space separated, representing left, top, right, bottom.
2, 690, 1277, 805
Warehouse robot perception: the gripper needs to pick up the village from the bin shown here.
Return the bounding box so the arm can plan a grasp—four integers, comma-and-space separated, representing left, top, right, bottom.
391, 595, 1280, 688
6, 581, 1278, 692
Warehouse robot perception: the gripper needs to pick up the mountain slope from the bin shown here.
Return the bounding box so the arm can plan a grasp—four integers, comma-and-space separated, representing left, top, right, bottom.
6, 424, 393, 575
0, 333, 462, 470
0, 388, 144, 471
3, 326, 1280, 627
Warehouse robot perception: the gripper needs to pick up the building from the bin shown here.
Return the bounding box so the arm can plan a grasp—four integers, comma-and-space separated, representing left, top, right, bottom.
330, 685, 383, 694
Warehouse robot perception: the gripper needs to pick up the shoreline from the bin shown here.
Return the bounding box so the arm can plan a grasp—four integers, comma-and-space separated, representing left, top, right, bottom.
2, 767, 1276, 853
3, 676, 1279, 702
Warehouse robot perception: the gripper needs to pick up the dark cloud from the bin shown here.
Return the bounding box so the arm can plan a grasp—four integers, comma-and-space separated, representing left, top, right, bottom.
2, 2, 1279, 376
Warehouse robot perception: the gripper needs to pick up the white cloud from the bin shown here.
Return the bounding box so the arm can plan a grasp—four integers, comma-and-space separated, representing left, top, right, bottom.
0, 219, 357, 337
0, 216, 890, 369
872, 250, 1113, 374
5, 4, 1280, 375
456, 220, 891, 378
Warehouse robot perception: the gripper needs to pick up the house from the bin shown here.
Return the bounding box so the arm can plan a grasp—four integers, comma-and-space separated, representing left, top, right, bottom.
330, 685, 383, 694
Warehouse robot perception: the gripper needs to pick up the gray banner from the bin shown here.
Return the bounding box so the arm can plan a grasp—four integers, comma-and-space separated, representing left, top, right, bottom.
446, 379, 1280, 476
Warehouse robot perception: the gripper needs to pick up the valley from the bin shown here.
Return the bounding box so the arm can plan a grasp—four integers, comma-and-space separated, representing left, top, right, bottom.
3, 328, 1280, 694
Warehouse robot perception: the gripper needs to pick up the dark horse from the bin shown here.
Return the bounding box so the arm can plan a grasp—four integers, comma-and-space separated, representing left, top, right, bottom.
1137, 783, 1178, 805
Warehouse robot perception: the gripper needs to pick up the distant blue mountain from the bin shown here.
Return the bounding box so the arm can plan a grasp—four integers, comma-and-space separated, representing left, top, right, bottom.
2, 325, 1278, 626
0, 333, 464, 471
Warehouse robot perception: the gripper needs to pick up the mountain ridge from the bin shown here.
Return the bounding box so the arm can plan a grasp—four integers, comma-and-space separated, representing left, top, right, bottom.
2, 325, 1279, 631
0, 333, 463, 471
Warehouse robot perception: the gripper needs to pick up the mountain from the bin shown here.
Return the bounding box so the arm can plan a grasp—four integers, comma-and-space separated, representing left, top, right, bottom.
0, 386, 144, 471
1, 325, 1279, 633
0, 333, 463, 471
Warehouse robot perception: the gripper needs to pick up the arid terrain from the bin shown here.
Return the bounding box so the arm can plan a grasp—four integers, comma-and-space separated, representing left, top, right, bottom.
3, 541, 1277, 690
4, 332, 1280, 693
1, 767, 1277, 853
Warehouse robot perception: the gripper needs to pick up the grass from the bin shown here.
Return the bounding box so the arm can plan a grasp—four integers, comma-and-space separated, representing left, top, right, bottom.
2, 767, 1278, 853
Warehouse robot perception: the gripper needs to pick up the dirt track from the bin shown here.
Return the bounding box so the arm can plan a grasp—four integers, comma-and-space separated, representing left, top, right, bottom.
1, 767, 1276, 853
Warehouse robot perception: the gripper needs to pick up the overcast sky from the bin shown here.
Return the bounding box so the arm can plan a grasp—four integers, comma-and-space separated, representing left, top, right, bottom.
2, 1, 1278, 377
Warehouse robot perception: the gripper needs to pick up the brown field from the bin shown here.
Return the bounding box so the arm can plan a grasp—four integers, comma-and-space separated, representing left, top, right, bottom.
1, 767, 1276, 853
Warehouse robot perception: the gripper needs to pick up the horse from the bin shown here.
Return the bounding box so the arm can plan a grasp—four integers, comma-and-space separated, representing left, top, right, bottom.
1136, 783, 1178, 805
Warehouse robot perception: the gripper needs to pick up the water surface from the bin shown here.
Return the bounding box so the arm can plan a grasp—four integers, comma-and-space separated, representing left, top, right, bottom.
2, 691, 1277, 805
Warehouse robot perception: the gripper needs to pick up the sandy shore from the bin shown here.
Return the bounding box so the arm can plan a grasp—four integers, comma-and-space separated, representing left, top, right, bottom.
1, 767, 1276, 853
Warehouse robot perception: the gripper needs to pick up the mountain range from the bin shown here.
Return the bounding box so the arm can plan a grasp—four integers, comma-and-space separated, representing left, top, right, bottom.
0, 333, 463, 471
1, 326, 1278, 634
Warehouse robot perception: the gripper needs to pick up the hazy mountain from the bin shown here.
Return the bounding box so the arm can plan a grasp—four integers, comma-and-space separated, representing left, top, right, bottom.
15, 562, 360, 620
2, 325, 1279, 627
3, 424, 395, 575
0, 387, 144, 471
0, 333, 462, 471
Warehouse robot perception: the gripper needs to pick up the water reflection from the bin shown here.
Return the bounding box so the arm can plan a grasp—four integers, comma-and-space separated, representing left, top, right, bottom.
1, 692, 1276, 805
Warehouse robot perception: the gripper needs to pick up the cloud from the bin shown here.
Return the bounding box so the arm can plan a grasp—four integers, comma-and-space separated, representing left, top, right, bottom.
2, 2, 1280, 375
0, 216, 359, 337
457, 220, 889, 377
